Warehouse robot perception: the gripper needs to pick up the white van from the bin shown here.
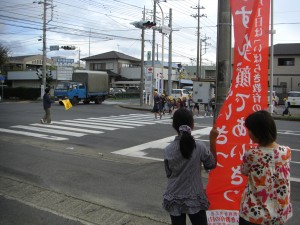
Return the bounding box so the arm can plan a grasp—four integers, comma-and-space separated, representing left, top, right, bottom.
171, 89, 190, 99
287, 91, 300, 106
182, 86, 193, 93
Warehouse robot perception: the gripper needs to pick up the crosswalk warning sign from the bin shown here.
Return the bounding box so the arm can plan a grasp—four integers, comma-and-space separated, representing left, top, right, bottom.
61, 99, 72, 110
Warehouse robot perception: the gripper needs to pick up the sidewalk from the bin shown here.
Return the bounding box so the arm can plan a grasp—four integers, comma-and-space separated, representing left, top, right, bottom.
0, 176, 169, 225
118, 100, 300, 120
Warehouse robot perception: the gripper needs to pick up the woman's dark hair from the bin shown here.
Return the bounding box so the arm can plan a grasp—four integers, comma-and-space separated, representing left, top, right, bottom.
245, 110, 277, 146
172, 108, 196, 159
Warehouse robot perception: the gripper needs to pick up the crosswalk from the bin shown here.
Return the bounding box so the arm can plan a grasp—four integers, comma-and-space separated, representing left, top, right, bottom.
0, 113, 172, 141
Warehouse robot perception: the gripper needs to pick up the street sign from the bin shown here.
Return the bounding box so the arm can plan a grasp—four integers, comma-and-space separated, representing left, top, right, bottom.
145, 67, 153, 93
57, 66, 73, 80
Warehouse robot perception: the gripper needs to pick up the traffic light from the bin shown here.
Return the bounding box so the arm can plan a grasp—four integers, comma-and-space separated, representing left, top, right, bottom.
61, 45, 76, 50
142, 21, 156, 29
130, 20, 156, 29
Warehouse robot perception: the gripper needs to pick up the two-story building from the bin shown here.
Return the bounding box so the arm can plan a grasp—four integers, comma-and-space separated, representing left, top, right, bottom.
270, 43, 300, 95
81, 51, 181, 92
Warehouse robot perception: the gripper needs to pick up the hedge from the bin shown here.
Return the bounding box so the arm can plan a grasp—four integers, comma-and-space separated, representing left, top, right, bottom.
2, 87, 40, 100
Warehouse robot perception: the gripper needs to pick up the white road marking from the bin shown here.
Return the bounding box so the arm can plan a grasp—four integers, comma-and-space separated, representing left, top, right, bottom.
56, 121, 117, 130
30, 123, 104, 134
278, 130, 300, 136
112, 127, 212, 161
0, 128, 68, 140
82, 118, 143, 126
74, 119, 134, 128
88, 117, 155, 125
11, 125, 86, 137
291, 177, 300, 182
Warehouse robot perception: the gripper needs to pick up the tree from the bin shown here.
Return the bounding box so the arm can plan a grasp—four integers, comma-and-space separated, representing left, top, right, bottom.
0, 44, 9, 70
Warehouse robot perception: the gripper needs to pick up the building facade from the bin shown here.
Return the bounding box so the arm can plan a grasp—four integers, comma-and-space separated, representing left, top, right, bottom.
270, 43, 300, 95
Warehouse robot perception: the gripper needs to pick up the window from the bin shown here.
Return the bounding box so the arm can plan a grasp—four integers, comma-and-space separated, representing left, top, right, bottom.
121, 63, 130, 68
278, 58, 295, 66
91, 63, 106, 70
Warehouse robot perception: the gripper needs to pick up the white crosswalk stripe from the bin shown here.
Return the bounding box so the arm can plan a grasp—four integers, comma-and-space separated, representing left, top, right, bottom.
86, 117, 155, 125
0, 113, 171, 140
0, 128, 68, 141
30, 123, 104, 134
73, 119, 135, 128
11, 125, 86, 137
52, 121, 118, 131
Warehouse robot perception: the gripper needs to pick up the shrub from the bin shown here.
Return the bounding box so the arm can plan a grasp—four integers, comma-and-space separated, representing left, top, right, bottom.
3, 87, 40, 100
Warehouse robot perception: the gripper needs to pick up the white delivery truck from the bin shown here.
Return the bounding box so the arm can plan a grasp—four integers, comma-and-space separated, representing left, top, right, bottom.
192, 81, 215, 104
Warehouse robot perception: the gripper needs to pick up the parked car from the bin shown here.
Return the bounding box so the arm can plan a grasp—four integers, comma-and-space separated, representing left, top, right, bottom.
109, 87, 126, 97
171, 89, 190, 100
287, 91, 300, 107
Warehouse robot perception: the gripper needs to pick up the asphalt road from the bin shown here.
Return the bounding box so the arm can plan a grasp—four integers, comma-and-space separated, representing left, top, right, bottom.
0, 99, 299, 225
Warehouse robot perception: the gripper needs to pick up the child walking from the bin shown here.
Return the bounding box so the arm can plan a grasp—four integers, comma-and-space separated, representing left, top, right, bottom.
162, 108, 218, 225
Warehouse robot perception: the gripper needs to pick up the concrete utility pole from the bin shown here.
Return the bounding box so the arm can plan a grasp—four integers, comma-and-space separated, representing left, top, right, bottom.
42, 0, 47, 97
192, 0, 206, 80
34, 0, 53, 98
140, 6, 146, 107
156, 2, 165, 94
168, 8, 173, 96
215, 0, 232, 119
151, 1, 157, 104
78, 47, 81, 68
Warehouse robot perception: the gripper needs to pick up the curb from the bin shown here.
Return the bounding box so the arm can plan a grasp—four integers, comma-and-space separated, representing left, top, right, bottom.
0, 175, 168, 225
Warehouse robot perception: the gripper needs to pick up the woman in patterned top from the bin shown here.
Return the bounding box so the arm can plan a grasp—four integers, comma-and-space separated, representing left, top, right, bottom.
239, 110, 293, 225
162, 108, 218, 225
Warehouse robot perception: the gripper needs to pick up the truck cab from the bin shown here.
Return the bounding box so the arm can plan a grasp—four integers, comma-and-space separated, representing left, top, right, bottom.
54, 81, 86, 105
54, 71, 109, 105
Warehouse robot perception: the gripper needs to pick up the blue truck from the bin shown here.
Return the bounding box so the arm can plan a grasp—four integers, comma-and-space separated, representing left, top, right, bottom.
54, 70, 109, 105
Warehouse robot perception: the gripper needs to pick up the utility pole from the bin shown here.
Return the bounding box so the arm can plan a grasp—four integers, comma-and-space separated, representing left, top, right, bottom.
140, 6, 146, 107
192, 0, 206, 80
78, 47, 81, 68
89, 29, 91, 56
215, 0, 232, 118
151, 1, 157, 104
42, 0, 47, 97
34, 0, 53, 98
200, 35, 210, 79
167, 8, 173, 96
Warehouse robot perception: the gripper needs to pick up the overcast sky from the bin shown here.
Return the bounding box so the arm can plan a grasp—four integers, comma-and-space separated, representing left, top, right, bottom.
1, 0, 299, 66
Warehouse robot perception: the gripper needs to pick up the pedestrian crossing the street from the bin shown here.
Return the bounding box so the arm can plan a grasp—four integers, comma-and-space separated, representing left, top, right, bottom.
0, 113, 172, 141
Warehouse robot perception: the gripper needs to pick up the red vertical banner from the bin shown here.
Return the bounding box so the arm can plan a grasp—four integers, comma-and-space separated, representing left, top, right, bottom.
206, 0, 270, 223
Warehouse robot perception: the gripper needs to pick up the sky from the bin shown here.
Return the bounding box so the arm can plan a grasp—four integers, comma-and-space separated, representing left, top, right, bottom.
1, 0, 300, 66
